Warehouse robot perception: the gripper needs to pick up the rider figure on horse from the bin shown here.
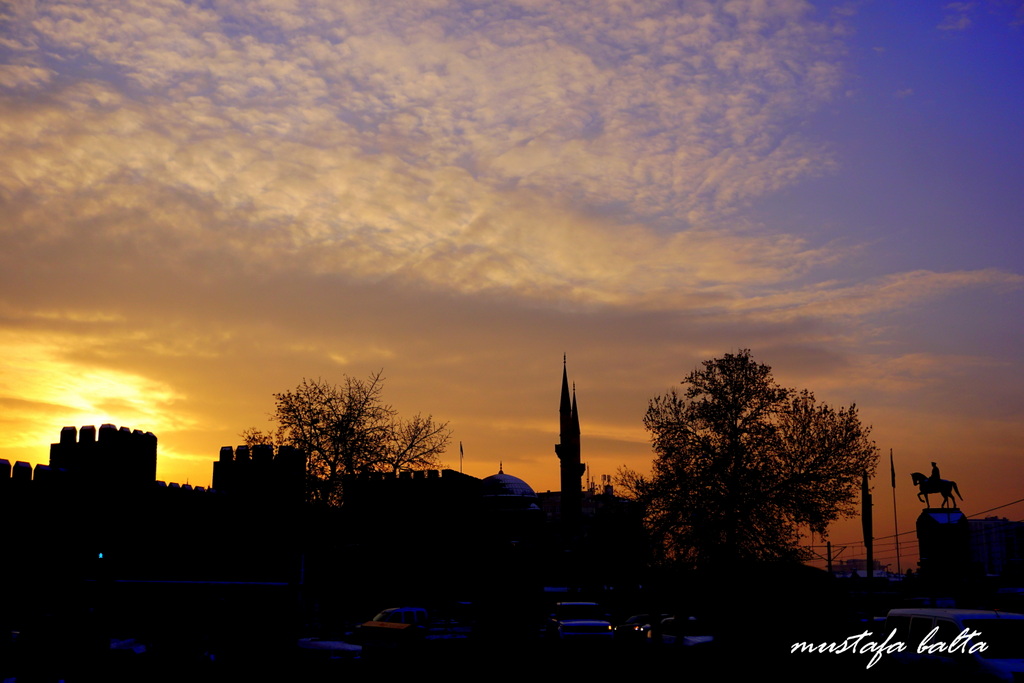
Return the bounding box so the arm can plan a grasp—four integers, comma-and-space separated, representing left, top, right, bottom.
913, 461, 962, 509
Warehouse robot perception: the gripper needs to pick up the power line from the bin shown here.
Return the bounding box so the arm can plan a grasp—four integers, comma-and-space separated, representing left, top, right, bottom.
803, 497, 1024, 573
824, 496, 1024, 548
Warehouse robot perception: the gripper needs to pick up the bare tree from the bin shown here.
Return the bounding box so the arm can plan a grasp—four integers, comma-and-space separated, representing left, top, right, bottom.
380, 412, 452, 475
239, 426, 280, 448
256, 372, 450, 505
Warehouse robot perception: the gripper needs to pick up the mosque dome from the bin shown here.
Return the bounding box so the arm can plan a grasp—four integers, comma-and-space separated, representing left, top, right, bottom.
481, 467, 538, 500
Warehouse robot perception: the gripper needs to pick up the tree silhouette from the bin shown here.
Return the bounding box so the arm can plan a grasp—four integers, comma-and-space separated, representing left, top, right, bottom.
250, 371, 450, 506
622, 350, 877, 567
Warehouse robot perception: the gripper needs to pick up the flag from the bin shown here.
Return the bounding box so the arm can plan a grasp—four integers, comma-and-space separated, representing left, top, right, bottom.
890, 449, 896, 489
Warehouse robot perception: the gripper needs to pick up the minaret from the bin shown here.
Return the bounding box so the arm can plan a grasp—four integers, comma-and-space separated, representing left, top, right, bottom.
555, 355, 584, 536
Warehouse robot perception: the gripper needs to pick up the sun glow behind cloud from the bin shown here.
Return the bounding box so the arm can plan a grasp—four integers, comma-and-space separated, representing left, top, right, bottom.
0, 330, 184, 455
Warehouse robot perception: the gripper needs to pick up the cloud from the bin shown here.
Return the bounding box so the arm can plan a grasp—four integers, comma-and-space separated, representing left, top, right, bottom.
0, 85, 837, 311
732, 269, 1024, 322
0, 64, 53, 88
0, 327, 189, 463
4, 0, 845, 254
938, 2, 975, 30
2, 0, 1016, 324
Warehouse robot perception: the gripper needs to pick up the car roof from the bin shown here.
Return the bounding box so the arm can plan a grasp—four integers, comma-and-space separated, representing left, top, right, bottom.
886, 608, 1024, 619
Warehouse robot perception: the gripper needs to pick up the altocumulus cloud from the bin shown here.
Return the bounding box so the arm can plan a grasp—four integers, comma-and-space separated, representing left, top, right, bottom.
1, 0, 862, 307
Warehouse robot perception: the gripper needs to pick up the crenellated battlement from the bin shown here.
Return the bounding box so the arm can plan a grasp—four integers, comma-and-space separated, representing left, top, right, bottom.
0, 428, 311, 500
347, 468, 472, 482
48, 423, 157, 488
0, 456, 215, 497
340, 468, 481, 516
0, 428, 308, 588
211, 443, 305, 504
0, 426, 219, 495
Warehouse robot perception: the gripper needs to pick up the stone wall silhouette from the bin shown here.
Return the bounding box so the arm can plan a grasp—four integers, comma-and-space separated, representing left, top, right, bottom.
49, 424, 157, 488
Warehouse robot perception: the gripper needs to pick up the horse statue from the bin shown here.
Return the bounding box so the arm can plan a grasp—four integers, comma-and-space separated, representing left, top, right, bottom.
911, 472, 963, 509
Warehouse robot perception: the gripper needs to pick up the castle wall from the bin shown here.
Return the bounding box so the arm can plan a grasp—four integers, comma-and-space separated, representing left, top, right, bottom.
48, 424, 157, 488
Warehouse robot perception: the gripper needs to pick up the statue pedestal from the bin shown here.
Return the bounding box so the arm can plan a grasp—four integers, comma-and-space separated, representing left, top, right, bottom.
916, 508, 969, 583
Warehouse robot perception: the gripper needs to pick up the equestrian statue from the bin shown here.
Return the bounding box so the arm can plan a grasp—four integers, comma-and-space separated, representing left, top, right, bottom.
911, 461, 963, 509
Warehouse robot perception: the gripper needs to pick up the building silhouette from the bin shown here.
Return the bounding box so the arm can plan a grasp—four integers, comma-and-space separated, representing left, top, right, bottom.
0, 362, 645, 674
554, 355, 584, 538
970, 516, 1024, 578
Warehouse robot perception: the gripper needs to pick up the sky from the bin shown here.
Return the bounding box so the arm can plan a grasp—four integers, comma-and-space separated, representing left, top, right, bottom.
1, 0, 1022, 569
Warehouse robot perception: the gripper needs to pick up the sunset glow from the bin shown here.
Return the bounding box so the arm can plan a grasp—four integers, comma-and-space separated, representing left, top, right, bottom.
2, 1, 1022, 570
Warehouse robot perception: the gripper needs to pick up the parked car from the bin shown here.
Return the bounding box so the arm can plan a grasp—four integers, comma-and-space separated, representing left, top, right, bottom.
614, 614, 671, 641
649, 615, 714, 648
358, 607, 429, 644
547, 602, 614, 640
295, 636, 362, 661
367, 607, 429, 627
884, 608, 1024, 681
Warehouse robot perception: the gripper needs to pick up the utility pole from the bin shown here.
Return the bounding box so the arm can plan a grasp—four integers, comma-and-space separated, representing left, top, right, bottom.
890, 449, 901, 575
862, 471, 874, 619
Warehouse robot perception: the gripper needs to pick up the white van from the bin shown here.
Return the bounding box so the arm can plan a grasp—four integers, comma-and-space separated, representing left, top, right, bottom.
883, 608, 1024, 681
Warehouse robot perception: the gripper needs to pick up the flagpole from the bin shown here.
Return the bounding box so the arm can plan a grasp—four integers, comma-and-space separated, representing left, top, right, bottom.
862, 471, 873, 616
891, 448, 901, 575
